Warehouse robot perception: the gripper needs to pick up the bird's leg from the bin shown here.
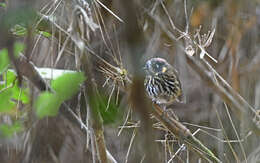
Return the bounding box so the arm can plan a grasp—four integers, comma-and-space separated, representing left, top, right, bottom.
159, 104, 168, 118
166, 107, 179, 121
152, 101, 179, 120
162, 105, 167, 111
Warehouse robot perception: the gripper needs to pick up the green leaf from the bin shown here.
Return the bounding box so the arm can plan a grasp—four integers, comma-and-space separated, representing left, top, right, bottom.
36, 30, 51, 38
14, 42, 25, 57
34, 92, 62, 118
2, 70, 29, 104
11, 25, 27, 36
34, 72, 86, 119
0, 89, 15, 113
41, 31, 52, 38
12, 87, 30, 104
0, 48, 9, 74
0, 122, 23, 138
3, 70, 16, 86
0, 43, 24, 74
51, 72, 86, 101
90, 94, 121, 125
0, 3, 6, 8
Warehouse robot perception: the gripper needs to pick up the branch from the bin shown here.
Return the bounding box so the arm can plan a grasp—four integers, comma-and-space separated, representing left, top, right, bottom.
152, 104, 221, 163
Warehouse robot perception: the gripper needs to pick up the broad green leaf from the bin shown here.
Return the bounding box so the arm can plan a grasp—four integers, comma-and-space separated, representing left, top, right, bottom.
0, 49, 9, 74
34, 92, 62, 118
34, 72, 85, 119
0, 122, 23, 138
0, 89, 15, 112
51, 72, 86, 101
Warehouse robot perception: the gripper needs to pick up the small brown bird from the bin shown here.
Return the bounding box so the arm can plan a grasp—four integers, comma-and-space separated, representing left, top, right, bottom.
144, 57, 182, 105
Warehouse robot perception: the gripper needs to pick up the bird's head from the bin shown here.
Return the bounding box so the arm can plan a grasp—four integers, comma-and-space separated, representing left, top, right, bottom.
144, 58, 170, 75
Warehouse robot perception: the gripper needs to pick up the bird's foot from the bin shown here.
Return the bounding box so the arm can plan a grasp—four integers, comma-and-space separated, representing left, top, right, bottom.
166, 109, 179, 121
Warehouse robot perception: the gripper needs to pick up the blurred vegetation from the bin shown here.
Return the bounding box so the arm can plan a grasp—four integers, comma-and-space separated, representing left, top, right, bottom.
0, 0, 260, 162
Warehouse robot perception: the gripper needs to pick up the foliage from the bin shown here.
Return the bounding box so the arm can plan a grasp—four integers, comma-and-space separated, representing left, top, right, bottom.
0, 2, 6, 8
0, 122, 23, 138
11, 24, 51, 38
0, 49, 9, 74
0, 43, 27, 137
34, 72, 86, 118
0, 70, 28, 137
0, 88, 15, 112
0, 42, 25, 73
51, 72, 86, 101
34, 92, 62, 118
11, 25, 27, 36
0, 43, 28, 111
92, 94, 121, 125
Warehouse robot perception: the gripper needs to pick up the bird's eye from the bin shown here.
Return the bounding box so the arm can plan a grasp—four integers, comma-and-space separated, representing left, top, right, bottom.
152, 63, 160, 71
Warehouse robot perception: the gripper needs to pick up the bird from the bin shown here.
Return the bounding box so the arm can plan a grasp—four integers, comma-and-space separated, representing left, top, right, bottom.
144, 57, 183, 105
